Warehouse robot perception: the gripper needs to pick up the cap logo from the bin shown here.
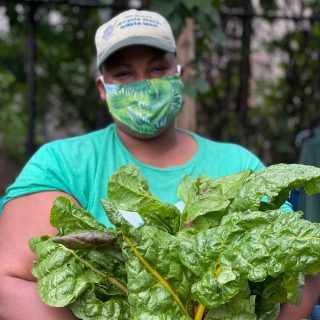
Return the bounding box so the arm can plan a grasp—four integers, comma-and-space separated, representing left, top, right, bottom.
118, 15, 161, 30
102, 25, 114, 40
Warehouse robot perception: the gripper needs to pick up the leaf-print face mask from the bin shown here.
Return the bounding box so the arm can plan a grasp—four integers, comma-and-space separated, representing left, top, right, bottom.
101, 74, 183, 135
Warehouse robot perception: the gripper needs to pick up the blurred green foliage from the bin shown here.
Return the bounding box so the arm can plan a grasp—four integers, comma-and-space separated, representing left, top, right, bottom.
0, 1, 112, 166
162, 0, 320, 165
0, 0, 320, 183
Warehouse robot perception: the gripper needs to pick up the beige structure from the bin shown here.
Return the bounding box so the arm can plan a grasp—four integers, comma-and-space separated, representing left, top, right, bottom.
176, 18, 197, 132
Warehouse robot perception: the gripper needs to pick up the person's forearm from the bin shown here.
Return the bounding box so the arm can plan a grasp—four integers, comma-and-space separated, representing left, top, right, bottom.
278, 274, 320, 320
0, 275, 77, 320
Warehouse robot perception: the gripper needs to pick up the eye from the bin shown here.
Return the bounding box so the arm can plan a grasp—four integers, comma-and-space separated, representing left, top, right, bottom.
114, 70, 132, 79
151, 65, 169, 75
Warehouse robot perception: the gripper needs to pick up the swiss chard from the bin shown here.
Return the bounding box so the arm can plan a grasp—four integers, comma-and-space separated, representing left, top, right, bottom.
30, 163, 320, 319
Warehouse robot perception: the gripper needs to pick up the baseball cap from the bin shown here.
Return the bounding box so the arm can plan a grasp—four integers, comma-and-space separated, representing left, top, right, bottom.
95, 9, 176, 68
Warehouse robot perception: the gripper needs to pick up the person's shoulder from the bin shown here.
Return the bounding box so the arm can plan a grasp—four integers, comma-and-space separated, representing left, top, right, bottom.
43, 124, 115, 151
28, 124, 116, 164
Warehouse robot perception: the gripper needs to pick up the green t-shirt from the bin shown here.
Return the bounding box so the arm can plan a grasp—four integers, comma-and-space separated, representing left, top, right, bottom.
3, 124, 267, 227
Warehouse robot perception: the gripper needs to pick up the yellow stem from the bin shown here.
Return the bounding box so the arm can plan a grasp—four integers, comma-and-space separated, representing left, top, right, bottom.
124, 236, 189, 319
215, 265, 222, 278
194, 304, 205, 320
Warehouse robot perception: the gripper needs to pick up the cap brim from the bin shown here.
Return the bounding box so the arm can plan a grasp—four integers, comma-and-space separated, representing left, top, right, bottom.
97, 36, 176, 68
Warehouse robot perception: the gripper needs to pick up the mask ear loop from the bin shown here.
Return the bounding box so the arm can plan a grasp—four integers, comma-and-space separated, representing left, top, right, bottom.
99, 75, 105, 85
177, 64, 181, 75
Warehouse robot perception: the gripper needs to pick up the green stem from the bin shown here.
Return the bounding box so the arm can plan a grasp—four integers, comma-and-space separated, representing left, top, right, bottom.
61, 245, 128, 295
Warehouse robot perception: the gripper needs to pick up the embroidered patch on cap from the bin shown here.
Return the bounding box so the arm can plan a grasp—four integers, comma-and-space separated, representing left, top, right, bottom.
102, 25, 114, 40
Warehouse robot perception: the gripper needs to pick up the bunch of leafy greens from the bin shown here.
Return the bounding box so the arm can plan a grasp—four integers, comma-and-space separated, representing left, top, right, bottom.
29, 163, 320, 320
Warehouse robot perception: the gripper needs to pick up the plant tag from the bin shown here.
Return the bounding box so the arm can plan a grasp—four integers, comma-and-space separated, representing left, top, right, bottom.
119, 209, 144, 228
175, 201, 185, 212
119, 201, 186, 228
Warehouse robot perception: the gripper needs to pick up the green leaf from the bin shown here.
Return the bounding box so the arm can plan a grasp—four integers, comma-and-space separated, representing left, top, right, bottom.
107, 164, 160, 211
177, 175, 195, 203
106, 165, 181, 234
52, 230, 118, 249
181, 0, 213, 11
120, 226, 193, 319
229, 164, 320, 212
100, 199, 134, 236
70, 288, 130, 320
205, 289, 256, 319
184, 78, 211, 98
189, 216, 210, 232
29, 163, 320, 318
191, 267, 244, 309
257, 304, 280, 320
180, 209, 320, 309
138, 202, 181, 235
221, 210, 320, 280
181, 170, 252, 225
252, 272, 304, 317
50, 196, 107, 234
150, 0, 177, 17
29, 236, 101, 307
209, 7, 222, 27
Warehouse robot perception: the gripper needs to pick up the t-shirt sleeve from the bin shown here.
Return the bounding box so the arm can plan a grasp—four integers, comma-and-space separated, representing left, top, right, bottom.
1, 143, 80, 210
229, 143, 265, 173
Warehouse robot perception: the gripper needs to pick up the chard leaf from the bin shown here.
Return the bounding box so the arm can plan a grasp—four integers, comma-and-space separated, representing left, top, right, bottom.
30, 163, 320, 319
85, 245, 125, 266
52, 230, 118, 249
34, 197, 129, 310
220, 211, 320, 279
180, 209, 320, 310
102, 165, 180, 234
120, 226, 193, 319
107, 164, 159, 211
189, 216, 210, 232
229, 163, 320, 212
257, 304, 280, 320
101, 199, 133, 235
79, 247, 127, 295
206, 170, 252, 200
205, 295, 256, 319
50, 196, 107, 234
29, 236, 101, 307
191, 267, 244, 309
137, 202, 181, 234
70, 288, 129, 320
251, 272, 304, 317
177, 175, 196, 203
106, 166, 181, 234
180, 170, 251, 225
203, 280, 256, 319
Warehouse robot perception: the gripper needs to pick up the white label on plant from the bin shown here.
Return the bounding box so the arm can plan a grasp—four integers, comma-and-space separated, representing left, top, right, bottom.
119, 210, 144, 228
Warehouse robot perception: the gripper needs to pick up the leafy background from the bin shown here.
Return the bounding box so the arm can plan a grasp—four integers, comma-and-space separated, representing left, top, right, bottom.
1, 0, 320, 193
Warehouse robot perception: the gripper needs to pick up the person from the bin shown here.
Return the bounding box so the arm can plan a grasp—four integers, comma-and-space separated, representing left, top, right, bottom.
0, 9, 319, 320
297, 125, 320, 222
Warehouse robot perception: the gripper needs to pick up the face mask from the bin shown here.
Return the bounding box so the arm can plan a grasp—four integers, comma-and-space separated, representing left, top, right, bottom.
101, 74, 183, 135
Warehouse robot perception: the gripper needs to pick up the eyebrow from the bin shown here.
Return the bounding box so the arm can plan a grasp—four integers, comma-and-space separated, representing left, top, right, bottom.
104, 52, 169, 70
146, 53, 168, 64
